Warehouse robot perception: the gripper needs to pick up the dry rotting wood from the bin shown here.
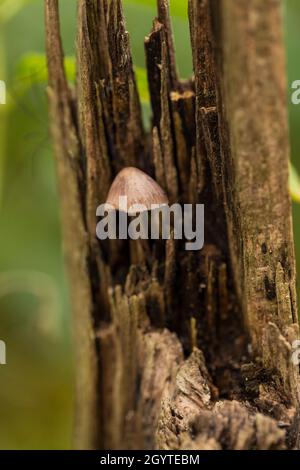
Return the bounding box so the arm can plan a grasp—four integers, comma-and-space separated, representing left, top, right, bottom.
45, 0, 300, 450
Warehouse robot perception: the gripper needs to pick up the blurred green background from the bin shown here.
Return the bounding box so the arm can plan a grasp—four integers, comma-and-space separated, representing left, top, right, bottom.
0, 0, 299, 450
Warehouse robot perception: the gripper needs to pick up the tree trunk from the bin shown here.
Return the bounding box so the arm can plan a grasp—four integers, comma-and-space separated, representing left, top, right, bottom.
45, 0, 300, 450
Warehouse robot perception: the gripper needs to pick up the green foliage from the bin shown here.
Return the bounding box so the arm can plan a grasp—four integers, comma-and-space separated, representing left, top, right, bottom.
290, 163, 300, 203
15, 52, 75, 87
135, 66, 150, 104
124, 0, 187, 18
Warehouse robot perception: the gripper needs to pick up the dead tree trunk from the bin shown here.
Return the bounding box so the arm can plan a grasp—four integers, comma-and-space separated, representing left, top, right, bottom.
45, 0, 300, 450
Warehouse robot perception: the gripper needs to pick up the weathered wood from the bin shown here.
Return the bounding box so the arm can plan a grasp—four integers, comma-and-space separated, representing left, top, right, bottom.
45, 0, 299, 450
212, 0, 299, 404
45, 0, 99, 449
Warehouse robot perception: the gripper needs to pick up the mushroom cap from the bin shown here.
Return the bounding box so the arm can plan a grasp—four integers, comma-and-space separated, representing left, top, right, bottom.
105, 167, 169, 215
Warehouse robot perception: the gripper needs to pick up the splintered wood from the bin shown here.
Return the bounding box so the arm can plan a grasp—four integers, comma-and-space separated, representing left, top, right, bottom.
45, 0, 299, 450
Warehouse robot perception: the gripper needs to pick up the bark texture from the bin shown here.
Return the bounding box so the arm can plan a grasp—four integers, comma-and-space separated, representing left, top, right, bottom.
45, 0, 300, 450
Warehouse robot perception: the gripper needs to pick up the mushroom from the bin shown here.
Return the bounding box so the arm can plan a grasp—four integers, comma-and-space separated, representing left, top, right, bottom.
105, 167, 169, 215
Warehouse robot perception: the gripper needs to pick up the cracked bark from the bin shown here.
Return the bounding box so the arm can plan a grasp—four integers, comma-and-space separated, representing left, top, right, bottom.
45, 0, 300, 450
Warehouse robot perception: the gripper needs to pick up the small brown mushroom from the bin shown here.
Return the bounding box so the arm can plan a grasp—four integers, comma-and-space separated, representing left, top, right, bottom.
105, 167, 169, 215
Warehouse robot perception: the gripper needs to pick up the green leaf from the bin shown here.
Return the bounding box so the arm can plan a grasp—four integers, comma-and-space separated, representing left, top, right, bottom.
15, 52, 48, 84
290, 163, 300, 203
14, 53, 75, 95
